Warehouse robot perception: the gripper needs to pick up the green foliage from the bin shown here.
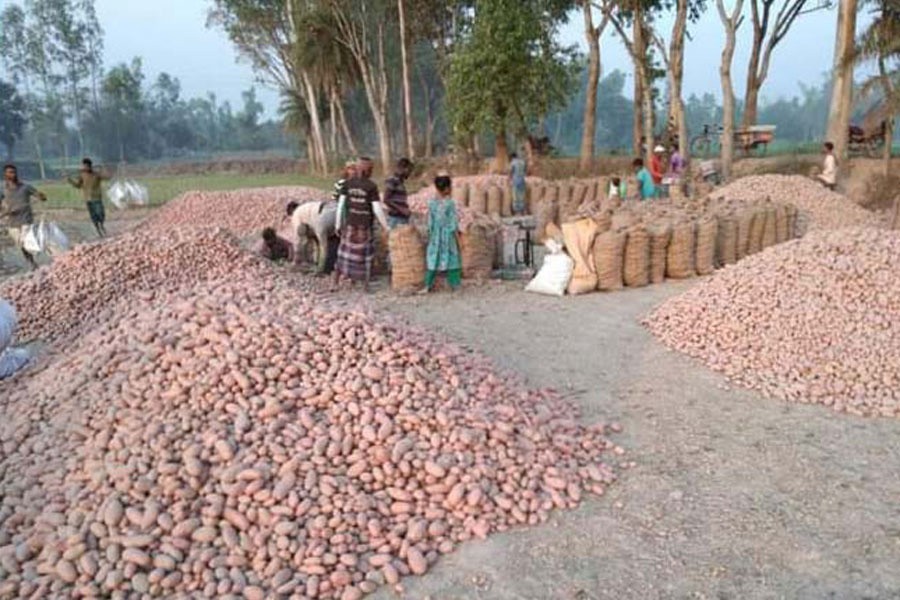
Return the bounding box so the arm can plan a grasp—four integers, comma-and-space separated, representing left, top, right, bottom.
446, 0, 578, 144
0, 80, 27, 159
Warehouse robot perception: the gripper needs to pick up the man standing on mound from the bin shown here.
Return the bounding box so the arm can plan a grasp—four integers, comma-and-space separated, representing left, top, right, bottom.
333, 157, 389, 293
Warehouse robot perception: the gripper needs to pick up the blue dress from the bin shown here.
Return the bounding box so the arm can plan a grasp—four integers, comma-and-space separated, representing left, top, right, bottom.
426, 197, 461, 272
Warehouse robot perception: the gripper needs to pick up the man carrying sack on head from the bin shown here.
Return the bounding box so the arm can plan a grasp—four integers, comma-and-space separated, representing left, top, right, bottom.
333, 157, 389, 293
67, 157, 110, 237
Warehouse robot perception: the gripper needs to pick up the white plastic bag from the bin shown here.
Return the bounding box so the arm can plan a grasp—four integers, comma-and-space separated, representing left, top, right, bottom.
41, 220, 70, 255
0, 347, 31, 380
525, 248, 574, 297
22, 224, 44, 254
108, 181, 129, 210
126, 180, 149, 206
0, 300, 16, 353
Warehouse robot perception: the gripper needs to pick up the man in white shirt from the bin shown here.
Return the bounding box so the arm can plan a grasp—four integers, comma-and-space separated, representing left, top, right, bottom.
818, 141, 837, 191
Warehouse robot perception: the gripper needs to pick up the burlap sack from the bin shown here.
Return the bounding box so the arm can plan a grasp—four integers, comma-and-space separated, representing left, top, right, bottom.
593, 210, 613, 234
451, 182, 469, 208
583, 180, 597, 204
594, 230, 627, 291
373, 227, 390, 276
666, 221, 696, 279
648, 224, 671, 284
715, 214, 738, 267
623, 226, 651, 287
571, 182, 588, 207
526, 184, 539, 215
562, 219, 599, 294
774, 204, 788, 243
611, 211, 638, 230
761, 205, 777, 249
536, 199, 560, 243
389, 225, 425, 291
785, 204, 797, 239
736, 210, 753, 260
695, 217, 718, 276
460, 223, 496, 280
748, 209, 765, 255
486, 186, 503, 217
501, 184, 513, 217
469, 186, 487, 214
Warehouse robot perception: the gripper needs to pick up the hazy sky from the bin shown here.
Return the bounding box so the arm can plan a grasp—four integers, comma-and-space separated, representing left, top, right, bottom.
88, 0, 872, 118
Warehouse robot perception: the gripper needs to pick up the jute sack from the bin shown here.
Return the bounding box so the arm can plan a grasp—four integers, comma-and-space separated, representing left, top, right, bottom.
460, 223, 496, 280
666, 220, 696, 279
451, 182, 469, 208
761, 205, 777, 249
536, 199, 560, 243
774, 204, 788, 243
389, 225, 425, 291
526, 184, 539, 215
571, 182, 588, 208
611, 211, 638, 230
557, 181, 574, 219
501, 184, 513, 217
748, 209, 765, 254
593, 210, 613, 234
785, 204, 797, 239
562, 219, 599, 294
486, 186, 502, 217
715, 214, 738, 266
583, 180, 597, 204
648, 224, 671, 284
795, 209, 810, 238
623, 226, 651, 287
469, 186, 487, 213
695, 217, 718, 276
736, 210, 753, 260
594, 230, 627, 291
373, 226, 390, 275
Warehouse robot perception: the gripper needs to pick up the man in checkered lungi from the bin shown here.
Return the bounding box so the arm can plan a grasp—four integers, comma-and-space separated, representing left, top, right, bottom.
333, 157, 389, 293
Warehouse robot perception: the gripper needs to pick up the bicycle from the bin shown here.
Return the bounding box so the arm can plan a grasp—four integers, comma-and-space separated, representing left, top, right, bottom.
690, 124, 723, 159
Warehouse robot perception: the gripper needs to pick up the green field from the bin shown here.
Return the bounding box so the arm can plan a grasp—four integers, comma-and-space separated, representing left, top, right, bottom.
34, 173, 333, 210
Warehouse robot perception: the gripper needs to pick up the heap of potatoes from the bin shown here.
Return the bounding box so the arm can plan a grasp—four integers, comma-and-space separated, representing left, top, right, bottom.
0, 232, 621, 599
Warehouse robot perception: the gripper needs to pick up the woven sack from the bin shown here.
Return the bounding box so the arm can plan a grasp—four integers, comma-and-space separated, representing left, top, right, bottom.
715, 214, 738, 266
536, 199, 560, 243
389, 225, 425, 291
774, 204, 788, 243
469, 186, 487, 213
486, 186, 502, 217
594, 230, 627, 291
648, 224, 671, 284
501, 184, 513, 217
623, 226, 651, 287
736, 210, 753, 260
666, 220, 696, 279
747, 209, 765, 254
451, 182, 469, 208
695, 217, 718, 276
761, 205, 777, 248
593, 210, 613, 234
562, 219, 599, 294
460, 224, 495, 280
785, 204, 797, 239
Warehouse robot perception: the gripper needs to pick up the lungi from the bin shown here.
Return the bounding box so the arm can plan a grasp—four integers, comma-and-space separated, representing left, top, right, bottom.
336, 225, 374, 281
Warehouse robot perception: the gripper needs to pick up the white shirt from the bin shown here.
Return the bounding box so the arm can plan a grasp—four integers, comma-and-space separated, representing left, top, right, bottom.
291, 201, 323, 238
821, 154, 837, 185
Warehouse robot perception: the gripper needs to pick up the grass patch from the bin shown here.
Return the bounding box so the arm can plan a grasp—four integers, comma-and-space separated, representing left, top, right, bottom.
32, 173, 332, 210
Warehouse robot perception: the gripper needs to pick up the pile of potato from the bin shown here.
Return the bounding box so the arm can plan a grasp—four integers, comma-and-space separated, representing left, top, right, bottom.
709, 174, 884, 231
644, 228, 900, 416
0, 228, 269, 343
0, 235, 620, 598
144, 187, 327, 234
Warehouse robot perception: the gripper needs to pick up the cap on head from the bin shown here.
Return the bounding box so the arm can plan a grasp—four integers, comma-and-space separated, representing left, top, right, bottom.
654, 145, 665, 154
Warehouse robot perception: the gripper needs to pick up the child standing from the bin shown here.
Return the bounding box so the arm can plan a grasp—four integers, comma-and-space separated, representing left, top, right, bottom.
421, 173, 462, 293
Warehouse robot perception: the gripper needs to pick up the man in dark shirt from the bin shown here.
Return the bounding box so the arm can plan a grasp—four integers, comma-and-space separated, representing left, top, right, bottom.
67, 157, 110, 237
1, 164, 47, 270
383, 157, 413, 229
333, 157, 389, 292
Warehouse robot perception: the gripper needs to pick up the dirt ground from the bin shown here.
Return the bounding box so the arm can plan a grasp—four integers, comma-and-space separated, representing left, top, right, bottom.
3, 186, 900, 599
351, 282, 900, 600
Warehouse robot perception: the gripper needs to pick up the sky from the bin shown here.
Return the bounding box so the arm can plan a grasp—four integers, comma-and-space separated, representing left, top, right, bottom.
84, 0, 872, 118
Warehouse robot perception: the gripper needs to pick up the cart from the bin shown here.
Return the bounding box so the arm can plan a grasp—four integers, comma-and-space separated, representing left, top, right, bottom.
690, 124, 777, 158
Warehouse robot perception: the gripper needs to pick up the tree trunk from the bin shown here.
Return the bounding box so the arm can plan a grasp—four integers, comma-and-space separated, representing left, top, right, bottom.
742, 3, 764, 128
579, 1, 603, 173
825, 0, 858, 161
334, 89, 359, 158
301, 72, 329, 174
717, 0, 743, 181
632, 11, 645, 157
33, 139, 45, 180
398, 0, 416, 159
328, 92, 338, 156
879, 56, 894, 177
890, 194, 900, 230
493, 123, 509, 173
640, 63, 655, 167
669, 0, 688, 157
